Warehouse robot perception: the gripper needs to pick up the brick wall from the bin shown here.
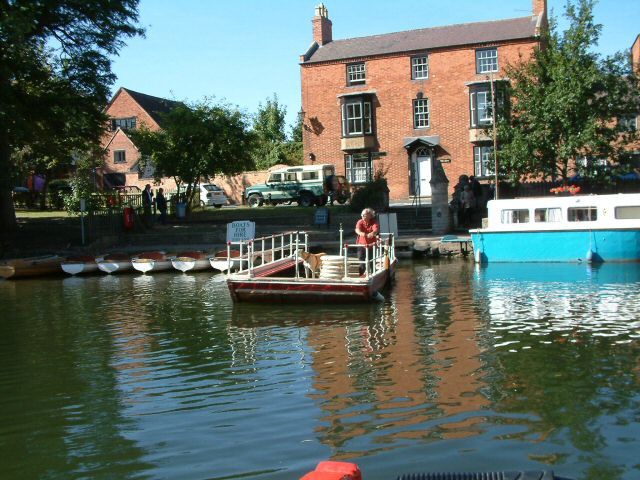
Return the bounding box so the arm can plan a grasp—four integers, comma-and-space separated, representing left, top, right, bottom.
300, 40, 538, 199
100, 89, 164, 190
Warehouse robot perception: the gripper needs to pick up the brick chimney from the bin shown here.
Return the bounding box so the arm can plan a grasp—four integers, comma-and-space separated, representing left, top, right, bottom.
632, 35, 640, 73
533, 0, 547, 17
533, 0, 548, 35
312, 3, 332, 46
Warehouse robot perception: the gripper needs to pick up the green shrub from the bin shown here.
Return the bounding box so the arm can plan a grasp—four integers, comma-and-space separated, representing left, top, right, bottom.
349, 177, 389, 213
48, 179, 71, 209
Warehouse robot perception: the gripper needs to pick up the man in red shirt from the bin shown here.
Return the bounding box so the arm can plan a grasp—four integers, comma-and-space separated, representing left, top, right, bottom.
355, 208, 380, 275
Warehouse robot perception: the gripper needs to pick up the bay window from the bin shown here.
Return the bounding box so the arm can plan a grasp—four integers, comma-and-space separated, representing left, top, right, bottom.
341, 96, 373, 136
469, 82, 507, 128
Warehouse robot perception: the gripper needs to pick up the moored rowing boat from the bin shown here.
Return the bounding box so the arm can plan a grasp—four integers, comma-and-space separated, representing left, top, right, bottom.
132, 251, 174, 274
172, 251, 211, 272
209, 249, 242, 272
97, 253, 133, 274
60, 255, 101, 275
0, 255, 62, 279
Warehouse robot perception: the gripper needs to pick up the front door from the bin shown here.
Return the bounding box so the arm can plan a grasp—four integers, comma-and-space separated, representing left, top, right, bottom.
416, 147, 432, 197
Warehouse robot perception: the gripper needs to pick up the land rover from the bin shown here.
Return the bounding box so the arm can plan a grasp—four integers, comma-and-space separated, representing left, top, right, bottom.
244, 164, 336, 207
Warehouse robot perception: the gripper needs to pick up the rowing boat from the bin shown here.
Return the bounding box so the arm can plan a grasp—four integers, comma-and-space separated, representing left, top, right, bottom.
0, 255, 62, 279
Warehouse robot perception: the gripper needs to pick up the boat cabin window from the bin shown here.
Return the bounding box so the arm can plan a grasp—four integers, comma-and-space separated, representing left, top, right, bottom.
567, 207, 597, 222
534, 207, 562, 222
500, 209, 529, 224
615, 206, 640, 219
302, 171, 319, 181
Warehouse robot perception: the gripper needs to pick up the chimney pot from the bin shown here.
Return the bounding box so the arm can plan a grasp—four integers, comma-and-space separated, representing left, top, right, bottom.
312, 3, 332, 46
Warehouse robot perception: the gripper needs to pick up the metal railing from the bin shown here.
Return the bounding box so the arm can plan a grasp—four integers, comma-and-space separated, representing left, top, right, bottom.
342, 233, 395, 278
230, 229, 395, 280
231, 231, 309, 276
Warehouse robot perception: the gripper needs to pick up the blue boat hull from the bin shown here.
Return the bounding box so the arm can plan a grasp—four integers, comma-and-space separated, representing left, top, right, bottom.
471, 229, 640, 263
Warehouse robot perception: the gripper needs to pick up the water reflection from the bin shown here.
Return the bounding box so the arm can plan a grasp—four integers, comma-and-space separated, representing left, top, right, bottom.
1, 263, 640, 479
475, 263, 640, 347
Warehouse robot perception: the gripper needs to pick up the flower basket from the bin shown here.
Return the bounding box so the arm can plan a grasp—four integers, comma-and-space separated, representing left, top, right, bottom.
550, 185, 581, 196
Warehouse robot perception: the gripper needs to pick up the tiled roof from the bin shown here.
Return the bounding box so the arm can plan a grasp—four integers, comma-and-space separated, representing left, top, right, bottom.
304, 16, 540, 63
121, 88, 182, 126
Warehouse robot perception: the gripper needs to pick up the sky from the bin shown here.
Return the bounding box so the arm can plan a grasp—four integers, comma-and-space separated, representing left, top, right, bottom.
110, 0, 640, 131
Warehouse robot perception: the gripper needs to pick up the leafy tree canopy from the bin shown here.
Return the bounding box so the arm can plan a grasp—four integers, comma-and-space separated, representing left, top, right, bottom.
497, 0, 640, 185
131, 99, 254, 212
251, 94, 302, 170
0, 0, 143, 232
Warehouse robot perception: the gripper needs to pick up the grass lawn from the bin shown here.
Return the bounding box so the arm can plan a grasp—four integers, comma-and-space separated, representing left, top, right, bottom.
189, 204, 353, 221
15, 209, 74, 219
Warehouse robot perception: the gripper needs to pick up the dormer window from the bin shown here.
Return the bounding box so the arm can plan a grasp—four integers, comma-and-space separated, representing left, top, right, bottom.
346, 63, 366, 86
111, 117, 137, 131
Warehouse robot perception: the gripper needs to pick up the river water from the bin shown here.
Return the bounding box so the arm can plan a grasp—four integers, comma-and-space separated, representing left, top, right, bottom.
1, 260, 639, 480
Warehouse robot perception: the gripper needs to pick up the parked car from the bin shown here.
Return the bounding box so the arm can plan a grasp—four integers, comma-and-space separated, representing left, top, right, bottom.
244, 164, 336, 207
199, 184, 228, 208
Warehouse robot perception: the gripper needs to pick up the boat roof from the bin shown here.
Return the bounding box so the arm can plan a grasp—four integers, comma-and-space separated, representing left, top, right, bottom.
487, 193, 640, 210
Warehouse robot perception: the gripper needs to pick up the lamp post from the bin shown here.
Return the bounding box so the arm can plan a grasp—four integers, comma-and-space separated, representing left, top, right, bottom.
490, 71, 499, 199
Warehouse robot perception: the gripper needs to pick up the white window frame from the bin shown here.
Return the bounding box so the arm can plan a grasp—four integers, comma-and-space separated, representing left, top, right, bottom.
347, 63, 366, 86
534, 208, 562, 222
473, 146, 494, 177
615, 206, 640, 219
500, 209, 529, 224
112, 117, 136, 131
568, 207, 597, 222
578, 156, 608, 168
470, 84, 505, 128
413, 98, 430, 129
345, 155, 372, 184
619, 114, 638, 132
342, 99, 372, 136
411, 56, 429, 80
476, 48, 498, 74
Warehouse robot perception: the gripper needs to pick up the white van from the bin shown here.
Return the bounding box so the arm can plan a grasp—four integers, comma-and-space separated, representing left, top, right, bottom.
199, 184, 228, 208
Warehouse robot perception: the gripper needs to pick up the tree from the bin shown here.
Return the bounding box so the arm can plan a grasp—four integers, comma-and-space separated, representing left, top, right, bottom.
0, 1, 143, 232
251, 94, 302, 169
497, 0, 640, 186
131, 99, 254, 213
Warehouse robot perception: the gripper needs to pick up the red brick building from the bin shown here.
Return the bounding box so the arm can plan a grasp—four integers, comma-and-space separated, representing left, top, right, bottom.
99, 87, 180, 190
299, 1, 548, 199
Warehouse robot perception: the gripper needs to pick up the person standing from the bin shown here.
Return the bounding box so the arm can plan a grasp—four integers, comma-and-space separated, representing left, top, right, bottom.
142, 184, 153, 227
355, 207, 380, 275
460, 185, 475, 227
155, 187, 167, 225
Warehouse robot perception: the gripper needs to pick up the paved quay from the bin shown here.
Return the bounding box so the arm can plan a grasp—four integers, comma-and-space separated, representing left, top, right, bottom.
3, 202, 473, 259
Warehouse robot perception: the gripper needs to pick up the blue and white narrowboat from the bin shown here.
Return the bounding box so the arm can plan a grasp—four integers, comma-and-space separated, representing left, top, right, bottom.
470, 193, 640, 263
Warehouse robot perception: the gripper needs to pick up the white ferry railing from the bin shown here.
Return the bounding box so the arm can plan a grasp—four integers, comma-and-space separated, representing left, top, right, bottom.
341, 233, 395, 279
231, 231, 309, 277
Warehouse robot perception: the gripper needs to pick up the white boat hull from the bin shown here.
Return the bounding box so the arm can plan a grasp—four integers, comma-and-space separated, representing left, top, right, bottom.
132, 258, 174, 274
61, 262, 99, 275
97, 260, 133, 274
210, 257, 241, 272
172, 258, 211, 272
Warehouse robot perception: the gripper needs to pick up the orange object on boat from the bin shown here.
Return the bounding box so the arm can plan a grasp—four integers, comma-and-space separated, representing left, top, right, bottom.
300, 461, 361, 480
